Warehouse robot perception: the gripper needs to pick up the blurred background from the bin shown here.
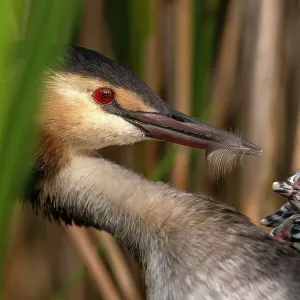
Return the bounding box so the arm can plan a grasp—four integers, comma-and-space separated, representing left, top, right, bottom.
1, 0, 300, 299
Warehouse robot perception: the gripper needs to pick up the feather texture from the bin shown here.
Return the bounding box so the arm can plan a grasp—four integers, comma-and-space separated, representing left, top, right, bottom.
205, 147, 244, 180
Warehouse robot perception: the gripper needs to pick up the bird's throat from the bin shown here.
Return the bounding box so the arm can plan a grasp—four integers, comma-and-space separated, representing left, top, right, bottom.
34, 155, 191, 249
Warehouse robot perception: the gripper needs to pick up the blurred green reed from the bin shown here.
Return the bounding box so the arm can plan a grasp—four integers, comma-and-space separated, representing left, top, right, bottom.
129, 0, 151, 77
0, 0, 80, 293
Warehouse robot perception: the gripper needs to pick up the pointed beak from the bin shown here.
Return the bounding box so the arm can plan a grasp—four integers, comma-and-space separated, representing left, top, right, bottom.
125, 108, 262, 156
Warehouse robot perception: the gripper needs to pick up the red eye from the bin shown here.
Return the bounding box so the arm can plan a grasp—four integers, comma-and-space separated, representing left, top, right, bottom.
93, 88, 114, 105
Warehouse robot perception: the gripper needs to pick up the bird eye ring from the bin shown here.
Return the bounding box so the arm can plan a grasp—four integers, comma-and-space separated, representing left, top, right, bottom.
93, 88, 114, 105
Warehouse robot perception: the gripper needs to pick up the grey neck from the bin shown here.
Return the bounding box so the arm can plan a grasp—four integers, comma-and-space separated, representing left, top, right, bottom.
38, 154, 203, 298
30, 154, 300, 300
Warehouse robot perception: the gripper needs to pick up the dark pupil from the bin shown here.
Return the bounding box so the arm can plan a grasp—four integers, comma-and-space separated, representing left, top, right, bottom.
103, 93, 108, 98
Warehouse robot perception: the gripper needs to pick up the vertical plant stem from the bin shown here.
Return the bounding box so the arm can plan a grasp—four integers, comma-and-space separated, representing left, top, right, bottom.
210, 0, 243, 128
128, 0, 150, 77
144, 0, 163, 175
78, 0, 112, 54
65, 226, 122, 300
170, 0, 193, 189
190, 0, 221, 191
128, 0, 151, 176
239, 0, 285, 224
96, 231, 142, 300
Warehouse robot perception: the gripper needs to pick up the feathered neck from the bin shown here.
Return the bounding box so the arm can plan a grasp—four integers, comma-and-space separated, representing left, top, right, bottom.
27, 153, 290, 300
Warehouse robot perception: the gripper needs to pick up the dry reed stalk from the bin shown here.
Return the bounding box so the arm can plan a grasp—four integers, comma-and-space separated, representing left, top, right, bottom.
210, 0, 243, 128
78, 0, 112, 54
3, 206, 29, 299
287, 2, 300, 170
170, 0, 192, 189
239, 0, 285, 224
144, 0, 163, 94
95, 231, 142, 300
65, 226, 121, 300
144, 0, 163, 175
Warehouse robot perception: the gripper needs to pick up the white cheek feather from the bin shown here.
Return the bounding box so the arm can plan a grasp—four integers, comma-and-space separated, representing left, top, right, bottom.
86, 113, 146, 148
49, 74, 147, 149
60, 84, 146, 149
56, 81, 89, 99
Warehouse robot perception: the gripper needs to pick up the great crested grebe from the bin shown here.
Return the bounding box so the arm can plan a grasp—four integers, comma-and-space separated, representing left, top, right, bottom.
26, 46, 300, 300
